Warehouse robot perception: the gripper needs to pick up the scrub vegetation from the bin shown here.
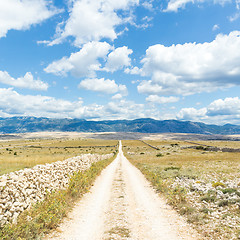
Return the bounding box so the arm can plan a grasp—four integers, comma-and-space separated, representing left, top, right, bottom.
123, 140, 240, 240
0, 138, 118, 175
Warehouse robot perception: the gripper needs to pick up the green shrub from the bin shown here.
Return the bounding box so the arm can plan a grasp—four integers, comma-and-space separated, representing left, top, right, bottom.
200, 208, 213, 214
179, 205, 195, 215
164, 166, 180, 171
200, 191, 217, 203
218, 200, 229, 207
221, 188, 237, 194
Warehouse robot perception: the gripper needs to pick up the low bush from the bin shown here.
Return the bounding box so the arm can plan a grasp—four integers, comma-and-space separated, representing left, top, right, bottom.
218, 200, 229, 207
200, 191, 217, 203
164, 166, 180, 171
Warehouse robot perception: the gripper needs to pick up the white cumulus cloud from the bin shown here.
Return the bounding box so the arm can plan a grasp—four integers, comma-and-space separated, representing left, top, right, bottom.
105, 46, 133, 72
112, 93, 123, 100
45, 42, 134, 77
78, 78, 119, 94
137, 31, 240, 96
48, 0, 139, 47
0, 71, 48, 90
0, 88, 155, 120
78, 78, 128, 95
0, 0, 59, 38
0, 88, 80, 118
207, 97, 240, 116
177, 97, 240, 124
45, 41, 112, 77
165, 0, 234, 12
146, 95, 179, 104
177, 107, 207, 121
165, 0, 193, 12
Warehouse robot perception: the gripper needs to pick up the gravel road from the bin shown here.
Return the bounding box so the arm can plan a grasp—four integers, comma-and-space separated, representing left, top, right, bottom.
45, 141, 200, 240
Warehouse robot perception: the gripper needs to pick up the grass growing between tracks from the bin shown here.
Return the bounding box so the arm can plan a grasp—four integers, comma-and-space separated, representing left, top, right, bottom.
123, 140, 240, 240
0, 153, 116, 240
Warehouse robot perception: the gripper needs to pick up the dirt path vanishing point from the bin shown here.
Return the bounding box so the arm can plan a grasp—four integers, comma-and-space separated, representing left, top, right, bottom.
45, 141, 200, 240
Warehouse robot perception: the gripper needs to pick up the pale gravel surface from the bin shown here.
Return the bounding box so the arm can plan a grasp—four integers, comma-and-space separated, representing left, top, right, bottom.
45, 141, 200, 240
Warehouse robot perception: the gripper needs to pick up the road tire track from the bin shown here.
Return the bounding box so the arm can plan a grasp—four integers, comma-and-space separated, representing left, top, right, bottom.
45, 141, 200, 240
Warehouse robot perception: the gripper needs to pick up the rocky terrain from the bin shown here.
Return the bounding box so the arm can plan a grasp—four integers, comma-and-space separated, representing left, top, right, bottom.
46, 142, 199, 240
0, 153, 113, 226
172, 176, 240, 239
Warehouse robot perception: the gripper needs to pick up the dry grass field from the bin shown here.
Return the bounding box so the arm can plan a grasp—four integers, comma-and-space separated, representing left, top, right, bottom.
0, 138, 118, 175
123, 140, 240, 240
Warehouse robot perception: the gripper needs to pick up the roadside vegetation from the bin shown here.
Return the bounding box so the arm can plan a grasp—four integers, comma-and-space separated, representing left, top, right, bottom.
123, 140, 240, 240
0, 138, 118, 175
0, 150, 117, 239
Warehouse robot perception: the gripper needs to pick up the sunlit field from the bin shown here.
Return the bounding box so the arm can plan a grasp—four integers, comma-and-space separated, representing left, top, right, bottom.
123, 140, 240, 240
0, 138, 118, 175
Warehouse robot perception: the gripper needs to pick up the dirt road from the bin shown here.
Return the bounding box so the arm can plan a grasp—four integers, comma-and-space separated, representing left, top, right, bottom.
46, 141, 199, 240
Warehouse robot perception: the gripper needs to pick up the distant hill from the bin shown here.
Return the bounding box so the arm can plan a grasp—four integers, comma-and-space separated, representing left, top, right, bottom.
0, 117, 240, 135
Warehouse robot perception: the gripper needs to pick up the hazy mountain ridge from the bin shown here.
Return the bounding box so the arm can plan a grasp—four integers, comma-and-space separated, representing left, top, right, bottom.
0, 117, 240, 135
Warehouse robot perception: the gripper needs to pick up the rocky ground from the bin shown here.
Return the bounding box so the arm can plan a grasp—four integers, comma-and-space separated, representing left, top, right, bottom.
171, 175, 240, 239
45, 142, 199, 240
0, 153, 113, 226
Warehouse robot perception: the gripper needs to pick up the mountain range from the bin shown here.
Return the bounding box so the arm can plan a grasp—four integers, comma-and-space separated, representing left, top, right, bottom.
0, 117, 240, 135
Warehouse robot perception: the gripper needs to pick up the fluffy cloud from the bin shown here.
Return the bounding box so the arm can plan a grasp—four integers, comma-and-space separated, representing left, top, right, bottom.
177, 107, 207, 121
105, 100, 149, 119
78, 78, 126, 95
78, 78, 128, 95
165, 0, 234, 12
0, 88, 151, 120
0, 88, 80, 118
207, 97, 240, 116
142, 1, 154, 10
124, 66, 142, 75
177, 97, 240, 124
164, 0, 193, 12
146, 95, 179, 104
45, 41, 112, 77
0, 71, 48, 90
48, 0, 139, 46
105, 46, 133, 72
137, 31, 240, 96
45, 42, 133, 77
112, 93, 123, 99
0, 0, 59, 38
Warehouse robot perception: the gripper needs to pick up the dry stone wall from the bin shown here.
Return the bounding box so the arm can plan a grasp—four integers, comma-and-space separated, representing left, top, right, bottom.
0, 153, 113, 225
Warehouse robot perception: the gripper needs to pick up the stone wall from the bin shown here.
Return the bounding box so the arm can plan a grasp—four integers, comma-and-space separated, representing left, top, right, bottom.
0, 153, 113, 225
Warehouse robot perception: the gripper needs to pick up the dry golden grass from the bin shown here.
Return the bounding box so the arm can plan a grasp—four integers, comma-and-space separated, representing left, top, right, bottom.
123, 140, 240, 180
0, 155, 116, 240
0, 138, 118, 175
192, 140, 240, 149
122, 140, 240, 239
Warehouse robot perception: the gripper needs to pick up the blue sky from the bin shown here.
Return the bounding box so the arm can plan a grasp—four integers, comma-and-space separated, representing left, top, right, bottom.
0, 0, 240, 124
